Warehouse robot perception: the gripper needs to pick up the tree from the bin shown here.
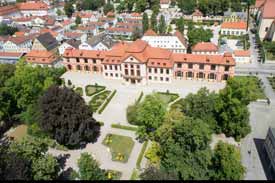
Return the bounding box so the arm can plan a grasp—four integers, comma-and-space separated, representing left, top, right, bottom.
56, 9, 63, 16
140, 166, 178, 180
156, 117, 212, 180
136, 94, 167, 140
187, 27, 213, 47
215, 87, 251, 141
182, 88, 218, 131
0, 145, 32, 180
75, 15, 81, 25
38, 86, 101, 148
0, 64, 15, 87
32, 155, 60, 180
176, 17, 185, 34
142, 12, 149, 33
0, 24, 18, 36
132, 27, 142, 41
177, 0, 196, 14
210, 142, 245, 180
158, 15, 166, 34
150, 13, 158, 33
103, 3, 114, 15
77, 152, 106, 180
135, 0, 147, 12
7, 136, 60, 180
64, 2, 74, 17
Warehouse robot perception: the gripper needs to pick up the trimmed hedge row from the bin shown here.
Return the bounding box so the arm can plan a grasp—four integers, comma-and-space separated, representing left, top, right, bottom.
136, 141, 148, 169
136, 91, 144, 104
98, 90, 117, 114
85, 84, 106, 96
111, 124, 138, 131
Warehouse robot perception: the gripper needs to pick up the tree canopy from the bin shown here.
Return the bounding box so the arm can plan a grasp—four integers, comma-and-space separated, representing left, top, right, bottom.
38, 86, 101, 149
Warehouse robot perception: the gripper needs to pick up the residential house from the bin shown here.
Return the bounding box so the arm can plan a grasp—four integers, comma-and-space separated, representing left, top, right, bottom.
141, 29, 187, 53
220, 21, 247, 36
0, 52, 23, 64
2, 35, 34, 53
17, 1, 49, 16
192, 42, 219, 55
32, 32, 58, 53
233, 50, 251, 63
59, 39, 81, 55
79, 33, 115, 51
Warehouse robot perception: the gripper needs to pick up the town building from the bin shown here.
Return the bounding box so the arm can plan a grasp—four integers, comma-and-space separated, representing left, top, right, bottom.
142, 29, 187, 53
160, 0, 171, 9
2, 35, 34, 53
255, 0, 275, 41
264, 127, 275, 180
63, 39, 235, 85
0, 52, 23, 64
32, 32, 58, 53
17, 1, 49, 16
233, 50, 251, 64
59, 39, 81, 55
220, 21, 247, 36
192, 42, 219, 55
79, 33, 116, 51
25, 50, 59, 67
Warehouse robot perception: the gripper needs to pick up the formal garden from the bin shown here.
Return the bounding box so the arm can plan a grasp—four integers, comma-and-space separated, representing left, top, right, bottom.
75, 87, 83, 96
219, 34, 250, 50
267, 76, 275, 91
102, 134, 135, 163
156, 91, 180, 105
89, 90, 112, 112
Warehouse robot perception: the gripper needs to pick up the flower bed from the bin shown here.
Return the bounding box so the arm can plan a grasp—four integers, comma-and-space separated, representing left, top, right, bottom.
102, 134, 135, 163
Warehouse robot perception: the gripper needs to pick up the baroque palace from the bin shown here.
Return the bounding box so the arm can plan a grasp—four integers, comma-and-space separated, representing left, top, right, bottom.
63, 39, 235, 85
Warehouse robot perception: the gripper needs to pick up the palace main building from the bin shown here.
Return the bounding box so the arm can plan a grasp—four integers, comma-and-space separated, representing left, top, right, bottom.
63, 39, 235, 85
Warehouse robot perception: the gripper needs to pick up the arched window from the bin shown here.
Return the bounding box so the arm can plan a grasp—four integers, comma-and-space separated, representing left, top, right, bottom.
93, 66, 98, 72
67, 64, 72, 70
76, 65, 81, 71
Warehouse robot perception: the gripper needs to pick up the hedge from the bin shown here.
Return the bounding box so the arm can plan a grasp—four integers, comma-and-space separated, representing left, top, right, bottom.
136, 91, 144, 104
111, 124, 138, 131
98, 90, 117, 114
136, 141, 148, 169
98, 121, 104, 126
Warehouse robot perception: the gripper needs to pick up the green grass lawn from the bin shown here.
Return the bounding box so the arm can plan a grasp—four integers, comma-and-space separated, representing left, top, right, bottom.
85, 85, 106, 96
156, 92, 180, 105
234, 76, 266, 99
89, 90, 111, 112
102, 134, 135, 163
75, 87, 83, 96
268, 77, 275, 91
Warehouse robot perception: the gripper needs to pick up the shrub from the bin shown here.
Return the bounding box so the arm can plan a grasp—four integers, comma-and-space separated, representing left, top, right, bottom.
136, 141, 148, 169
127, 104, 140, 125
111, 124, 138, 131
98, 90, 117, 114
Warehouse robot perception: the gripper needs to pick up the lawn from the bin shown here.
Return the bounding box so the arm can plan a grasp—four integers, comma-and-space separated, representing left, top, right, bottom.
6, 124, 28, 142
89, 90, 111, 112
156, 92, 180, 105
234, 76, 266, 99
268, 76, 275, 91
102, 134, 135, 163
85, 84, 106, 96
75, 87, 83, 96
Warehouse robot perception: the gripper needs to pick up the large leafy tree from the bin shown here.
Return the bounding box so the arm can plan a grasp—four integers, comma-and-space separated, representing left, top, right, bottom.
187, 27, 213, 48
7, 136, 60, 180
38, 86, 101, 148
64, 2, 74, 17
210, 141, 245, 180
177, 0, 196, 14
215, 87, 251, 141
156, 117, 212, 180
77, 152, 106, 180
176, 17, 185, 34
140, 166, 178, 180
136, 94, 166, 140
0, 24, 18, 36
150, 13, 158, 33
182, 88, 218, 131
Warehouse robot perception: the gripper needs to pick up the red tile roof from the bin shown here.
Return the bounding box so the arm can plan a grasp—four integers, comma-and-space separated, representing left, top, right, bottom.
26, 50, 58, 64
144, 29, 158, 36
192, 42, 219, 52
17, 1, 49, 10
260, 0, 275, 18
221, 21, 247, 30
233, 50, 250, 57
